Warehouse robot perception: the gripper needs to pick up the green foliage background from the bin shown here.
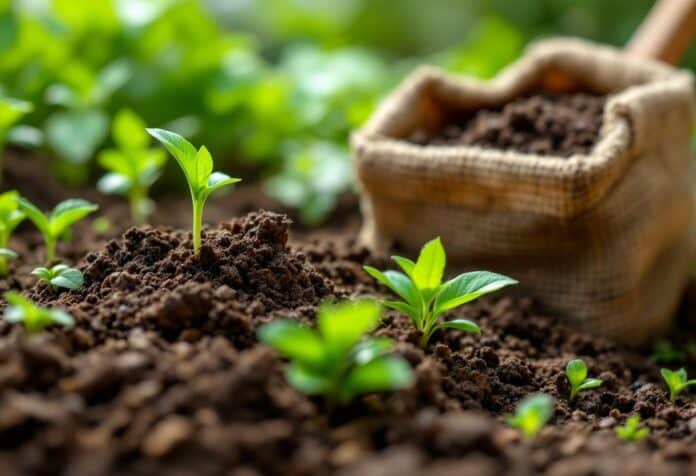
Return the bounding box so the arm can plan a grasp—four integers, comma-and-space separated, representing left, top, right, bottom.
0, 0, 686, 223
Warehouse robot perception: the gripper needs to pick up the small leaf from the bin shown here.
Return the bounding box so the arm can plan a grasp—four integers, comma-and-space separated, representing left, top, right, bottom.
342, 356, 413, 400
383, 300, 420, 324
97, 172, 132, 195
434, 271, 517, 316
435, 319, 481, 334
566, 359, 588, 389
258, 320, 325, 367
49, 199, 98, 237
205, 172, 241, 196
391, 256, 415, 278
48, 309, 74, 328
194, 146, 214, 190
15, 197, 50, 235
352, 338, 393, 365
0, 248, 17, 258
113, 109, 148, 150
412, 237, 446, 291
364, 266, 421, 307
147, 128, 198, 186
31, 267, 52, 280
318, 300, 381, 355
578, 378, 603, 391
45, 109, 109, 164
51, 268, 84, 290
286, 363, 332, 395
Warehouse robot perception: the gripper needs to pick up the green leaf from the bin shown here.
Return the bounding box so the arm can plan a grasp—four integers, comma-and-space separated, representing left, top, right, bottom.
48, 309, 75, 328
507, 393, 554, 439
205, 172, 241, 196
98, 149, 132, 177
194, 146, 214, 190
286, 363, 332, 395
351, 337, 393, 365
0, 97, 32, 131
147, 128, 198, 186
434, 271, 517, 316
46, 110, 109, 164
342, 356, 413, 400
318, 300, 381, 354
566, 359, 588, 389
51, 267, 84, 290
391, 256, 415, 278
578, 378, 603, 391
31, 267, 52, 280
113, 109, 148, 150
15, 197, 50, 235
383, 300, 420, 324
363, 266, 421, 307
258, 320, 325, 367
0, 248, 17, 259
435, 319, 481, 335
49, 199, 98, 237
97, 173, 132, 195
412, 237, 446, 291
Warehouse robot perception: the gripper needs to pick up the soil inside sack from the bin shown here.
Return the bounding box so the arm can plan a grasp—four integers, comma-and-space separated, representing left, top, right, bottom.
408, 92, 606, 157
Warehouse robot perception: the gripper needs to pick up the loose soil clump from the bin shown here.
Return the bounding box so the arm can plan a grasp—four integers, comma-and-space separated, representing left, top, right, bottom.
409, 92, 606, 157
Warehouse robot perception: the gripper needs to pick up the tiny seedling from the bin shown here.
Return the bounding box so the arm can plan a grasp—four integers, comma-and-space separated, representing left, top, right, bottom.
3, 292, 74, 335
661, 368, 696, 401
507, 393, 554, 440
97, 109, 167, 223
258, 300, 413, 405
615, 415, 650, 442
147, 128, 241, 252
15, 196, 98, 264
0, 98, 33, 182
650, 339, 685, 365
32, 264, 84, 291
566, 359, 603, 401
0, 191, 25, 276
364, 237, 517, 348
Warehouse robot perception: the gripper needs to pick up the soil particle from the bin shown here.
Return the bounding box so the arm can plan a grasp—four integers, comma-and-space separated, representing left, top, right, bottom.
409, 92, 605, 157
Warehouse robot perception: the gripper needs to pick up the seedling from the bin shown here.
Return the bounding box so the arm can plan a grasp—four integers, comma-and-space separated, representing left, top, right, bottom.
0, 191, 25, 276
147, 128, 241, 252
3, 292, 74, 335
661, 368, 696, 401
650, 339, 685, 365
615, 415, 650, 442
506, 393, 554, 440
258, 300, 413, 405
566, 359, 603, 401
0, 98, 33, 182
15, 196, 98, 264
32, 264, 84, 291
364, 237, 517, 348
97, 109, 167, 223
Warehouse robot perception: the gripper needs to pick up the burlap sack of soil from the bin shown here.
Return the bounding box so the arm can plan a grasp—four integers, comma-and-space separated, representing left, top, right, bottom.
351, 38, 696, 346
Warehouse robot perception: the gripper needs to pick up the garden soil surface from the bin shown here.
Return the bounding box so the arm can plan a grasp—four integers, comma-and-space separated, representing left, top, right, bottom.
1, 154, 696, 476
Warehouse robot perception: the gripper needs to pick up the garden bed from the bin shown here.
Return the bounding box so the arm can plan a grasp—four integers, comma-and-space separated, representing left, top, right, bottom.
0, 155, 695, 476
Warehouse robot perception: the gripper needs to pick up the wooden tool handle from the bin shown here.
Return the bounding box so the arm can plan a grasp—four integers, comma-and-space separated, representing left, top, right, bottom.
627, 0, 696, 64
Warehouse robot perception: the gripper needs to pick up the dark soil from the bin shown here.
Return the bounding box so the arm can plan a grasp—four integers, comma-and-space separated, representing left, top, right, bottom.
1, 154, 696, 475
409, 93, 606, 157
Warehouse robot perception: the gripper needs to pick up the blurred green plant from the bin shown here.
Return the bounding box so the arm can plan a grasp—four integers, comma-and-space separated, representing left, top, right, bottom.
0, 97, 32, 180
0, 191, 25, 276
3, 291, 74, 335
507, 393, 554, 439
615, 415, 649, 442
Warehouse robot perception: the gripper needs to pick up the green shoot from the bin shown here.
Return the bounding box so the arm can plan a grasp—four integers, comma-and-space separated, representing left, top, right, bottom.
32, 264, 84, 291
661, 368, 696, 401
615, 415, 649, 442
649, 339, 685, 365
15, 196, 98, 264
258, 300, 413, 405
566, 359, 603, 401
0, 191, 25, 276
3, 292, 74, 335
506, 393, 554, 440
364, 237, 517, 348
147, 128, 241, 253
97, 109, 167, 223
0, 98, 33, 181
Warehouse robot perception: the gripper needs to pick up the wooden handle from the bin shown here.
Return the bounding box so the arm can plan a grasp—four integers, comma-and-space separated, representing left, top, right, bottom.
627, 0, 696, 64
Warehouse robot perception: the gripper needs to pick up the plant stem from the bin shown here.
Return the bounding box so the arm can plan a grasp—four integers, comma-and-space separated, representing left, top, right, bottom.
45, 237, 56, 264
130, 187, 147, 225
192, 198, 204, 253
0, 257, 7, 277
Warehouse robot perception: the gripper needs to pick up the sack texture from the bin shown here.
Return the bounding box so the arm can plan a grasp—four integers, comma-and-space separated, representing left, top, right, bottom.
352, 38, 696, 346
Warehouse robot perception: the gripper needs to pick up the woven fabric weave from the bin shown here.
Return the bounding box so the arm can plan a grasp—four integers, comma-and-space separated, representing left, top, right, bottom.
352, 38, 696, 345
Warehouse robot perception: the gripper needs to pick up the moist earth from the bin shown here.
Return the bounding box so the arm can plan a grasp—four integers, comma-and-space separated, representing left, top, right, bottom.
409, 93, 606, 157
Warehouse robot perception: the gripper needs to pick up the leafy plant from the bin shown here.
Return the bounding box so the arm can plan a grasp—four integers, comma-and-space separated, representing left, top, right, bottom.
566, 359, 603, 401
0, 191, 24, 276
147, 128, 241, 253
258, 300, 413, 405
649, 339, 685, 365
97, 109, 167, 223
364, 237, 517, 348
32, 264, 84, 291
15, 197, 98, 264
3, 291, 74, 335
506, 393, 554, 440
661, 368, 696, 401
615, 415, 650, 442
0, 97, 32, 180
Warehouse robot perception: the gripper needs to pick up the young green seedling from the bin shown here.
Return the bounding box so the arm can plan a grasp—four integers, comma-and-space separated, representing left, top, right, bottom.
566, 359, 603, 401
615, 415, 650, 442
0, 191, 25, 276
3, 292, 74, 335
661, 368, 696, 401
364, 237, 517, 348
32, 264, 84, 291
15, 196, 98, 264
506, 393, 554, 440
0, 98, 33, 182
258, 300, 413, 405
97, 110, 167, 223
147, 128, 241, 253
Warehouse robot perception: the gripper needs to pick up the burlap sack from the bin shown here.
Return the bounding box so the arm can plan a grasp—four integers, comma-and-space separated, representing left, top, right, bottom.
351, 38, 696, 346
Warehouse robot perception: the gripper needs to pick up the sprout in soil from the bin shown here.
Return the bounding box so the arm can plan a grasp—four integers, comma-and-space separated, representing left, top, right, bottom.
32, 264, 84, 291
566, 359, 603, 401
147, 128, 241, 253
649, 339, 685, 365
98, 109, 167, 224
0, 191, 25, 276
364, 237, 517, 349
15, 196, 98, 264
3, 292, 74, 335
0, 98, 33, 183
615, 415, 650, 442
661, 367, 696, 401
506, 393, 554, 440
258, 300, 413, 406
